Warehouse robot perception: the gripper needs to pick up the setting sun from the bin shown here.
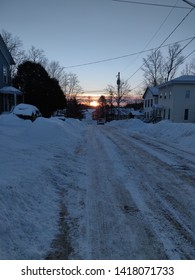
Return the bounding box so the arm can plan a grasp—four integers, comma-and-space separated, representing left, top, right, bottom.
90, 101, 99, 107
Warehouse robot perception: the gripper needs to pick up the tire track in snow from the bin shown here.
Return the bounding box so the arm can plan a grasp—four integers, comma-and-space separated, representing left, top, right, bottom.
71, 126, 168, 259
68, 124, 195, 259
103, 126, 195, 259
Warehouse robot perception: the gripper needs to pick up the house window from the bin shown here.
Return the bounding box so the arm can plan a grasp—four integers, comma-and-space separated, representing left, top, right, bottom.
145, 100, 147, 108
164, 92, 167, 99
3, 66, 8, 84
151, 99, 153, 107
169, 91, 171, 99
184, 109, 189, 120
185, 90, 190, 98
160, 93, 162, 98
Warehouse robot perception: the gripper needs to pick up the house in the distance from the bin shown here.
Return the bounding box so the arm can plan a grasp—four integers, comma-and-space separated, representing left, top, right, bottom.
143, 87, 160, 121
143, 75, 195, 123
0, 34, 23, 113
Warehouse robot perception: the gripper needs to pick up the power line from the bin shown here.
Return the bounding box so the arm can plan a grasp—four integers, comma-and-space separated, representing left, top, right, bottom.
182, 0, 195, 8
157, 8, 194, 49
183, 49, 195, 60
83, 46, 195, 94
64, 37, 194, 69
131, 49, 195, 92
121, 0, 180, 73
112, 0, 191, 9
125, 7, 194, 82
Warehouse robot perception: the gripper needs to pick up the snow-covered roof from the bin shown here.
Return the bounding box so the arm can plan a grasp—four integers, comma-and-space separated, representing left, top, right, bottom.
149, 87, 159, 95
0, 86, 22, 95
143, 86, 158, 98
173, 75, 195, 82
158, 75, 195, 88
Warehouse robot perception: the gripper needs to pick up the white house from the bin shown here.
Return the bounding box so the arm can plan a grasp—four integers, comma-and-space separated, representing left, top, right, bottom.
143, 87, 159, 120
158, 75, 195, 123
143, 75, 195, 123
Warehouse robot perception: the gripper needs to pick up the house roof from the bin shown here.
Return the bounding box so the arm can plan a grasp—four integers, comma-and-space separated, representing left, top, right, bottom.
0, 34, 15, 65
143, 86, 158, 99
158, 75, 195, 88
149, 87, 159, 95
0, 86, 23, 95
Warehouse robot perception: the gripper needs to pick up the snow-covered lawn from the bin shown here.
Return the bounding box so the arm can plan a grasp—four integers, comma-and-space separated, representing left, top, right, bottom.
0, 113, 194, 259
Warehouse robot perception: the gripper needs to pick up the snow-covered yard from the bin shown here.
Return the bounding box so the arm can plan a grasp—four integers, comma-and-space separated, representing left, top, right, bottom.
0, 113, 194, 259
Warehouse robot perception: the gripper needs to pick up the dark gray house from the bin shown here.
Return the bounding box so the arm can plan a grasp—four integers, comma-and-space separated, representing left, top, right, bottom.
0, 34, 22, 113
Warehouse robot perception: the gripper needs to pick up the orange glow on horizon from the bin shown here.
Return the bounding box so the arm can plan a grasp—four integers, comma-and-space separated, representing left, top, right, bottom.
90, 100, 99, 107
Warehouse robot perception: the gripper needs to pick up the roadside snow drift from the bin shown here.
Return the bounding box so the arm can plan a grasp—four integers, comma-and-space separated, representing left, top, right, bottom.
0, 114, 84, 259
107, 119, 195, 153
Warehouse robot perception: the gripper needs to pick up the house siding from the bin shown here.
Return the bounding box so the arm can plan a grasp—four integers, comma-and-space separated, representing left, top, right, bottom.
173, 85, 195, 123
143, 89, 153, 119
143, 87, 158, 120
159, 84, 195, 123
0, 34, 16, 113
158, 85, 173, 120
0, 49, 12, 88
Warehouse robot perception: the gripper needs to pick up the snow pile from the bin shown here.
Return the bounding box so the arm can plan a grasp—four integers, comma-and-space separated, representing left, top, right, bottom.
12, 103, 41, 117
107, 119, 195, 153
0, 114, 84, 259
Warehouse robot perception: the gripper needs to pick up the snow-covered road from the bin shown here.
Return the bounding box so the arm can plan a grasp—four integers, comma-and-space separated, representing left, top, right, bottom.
1, 115, 194, 259
67, 124, 195, 260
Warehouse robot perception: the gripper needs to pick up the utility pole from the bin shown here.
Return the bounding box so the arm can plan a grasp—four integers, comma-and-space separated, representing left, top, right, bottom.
117, 72, 121, 119
182, 0, 195, 7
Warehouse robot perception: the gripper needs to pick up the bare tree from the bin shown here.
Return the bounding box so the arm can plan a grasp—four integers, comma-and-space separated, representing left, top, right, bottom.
181, 63, 192, 75
163, 43, 184, 81
1, 29, 26, 76
142, 43, 184, 86
47, 60, 64, 81
106, 79, 131, 108
1, 29, 84, 97
61, 72, 83, 99
181, 57, 195, 75
26, 46, 48, 67
142, 49, 164, 86
191, 58, 195, 75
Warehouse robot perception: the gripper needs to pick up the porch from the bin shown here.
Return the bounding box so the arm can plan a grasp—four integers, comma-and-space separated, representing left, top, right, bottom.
0, 86, 23, 113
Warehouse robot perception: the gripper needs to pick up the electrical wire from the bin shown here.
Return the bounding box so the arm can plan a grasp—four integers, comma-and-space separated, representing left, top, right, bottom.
125, 7, 194, 82
64, 37, 194, 69
121, 0, 180, 73
112, 0, 191, 9
131, 49, 195, 91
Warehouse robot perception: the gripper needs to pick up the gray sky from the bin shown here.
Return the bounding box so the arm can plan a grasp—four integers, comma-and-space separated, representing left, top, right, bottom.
1, 0, 195, 97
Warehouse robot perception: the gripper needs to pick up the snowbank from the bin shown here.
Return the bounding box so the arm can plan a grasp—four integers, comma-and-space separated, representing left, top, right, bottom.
107, 119, 195, 153
0, 114, 84, 259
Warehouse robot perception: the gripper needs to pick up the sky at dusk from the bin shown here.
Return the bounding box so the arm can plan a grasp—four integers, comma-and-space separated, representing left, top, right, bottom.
1, 0, 195, 99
